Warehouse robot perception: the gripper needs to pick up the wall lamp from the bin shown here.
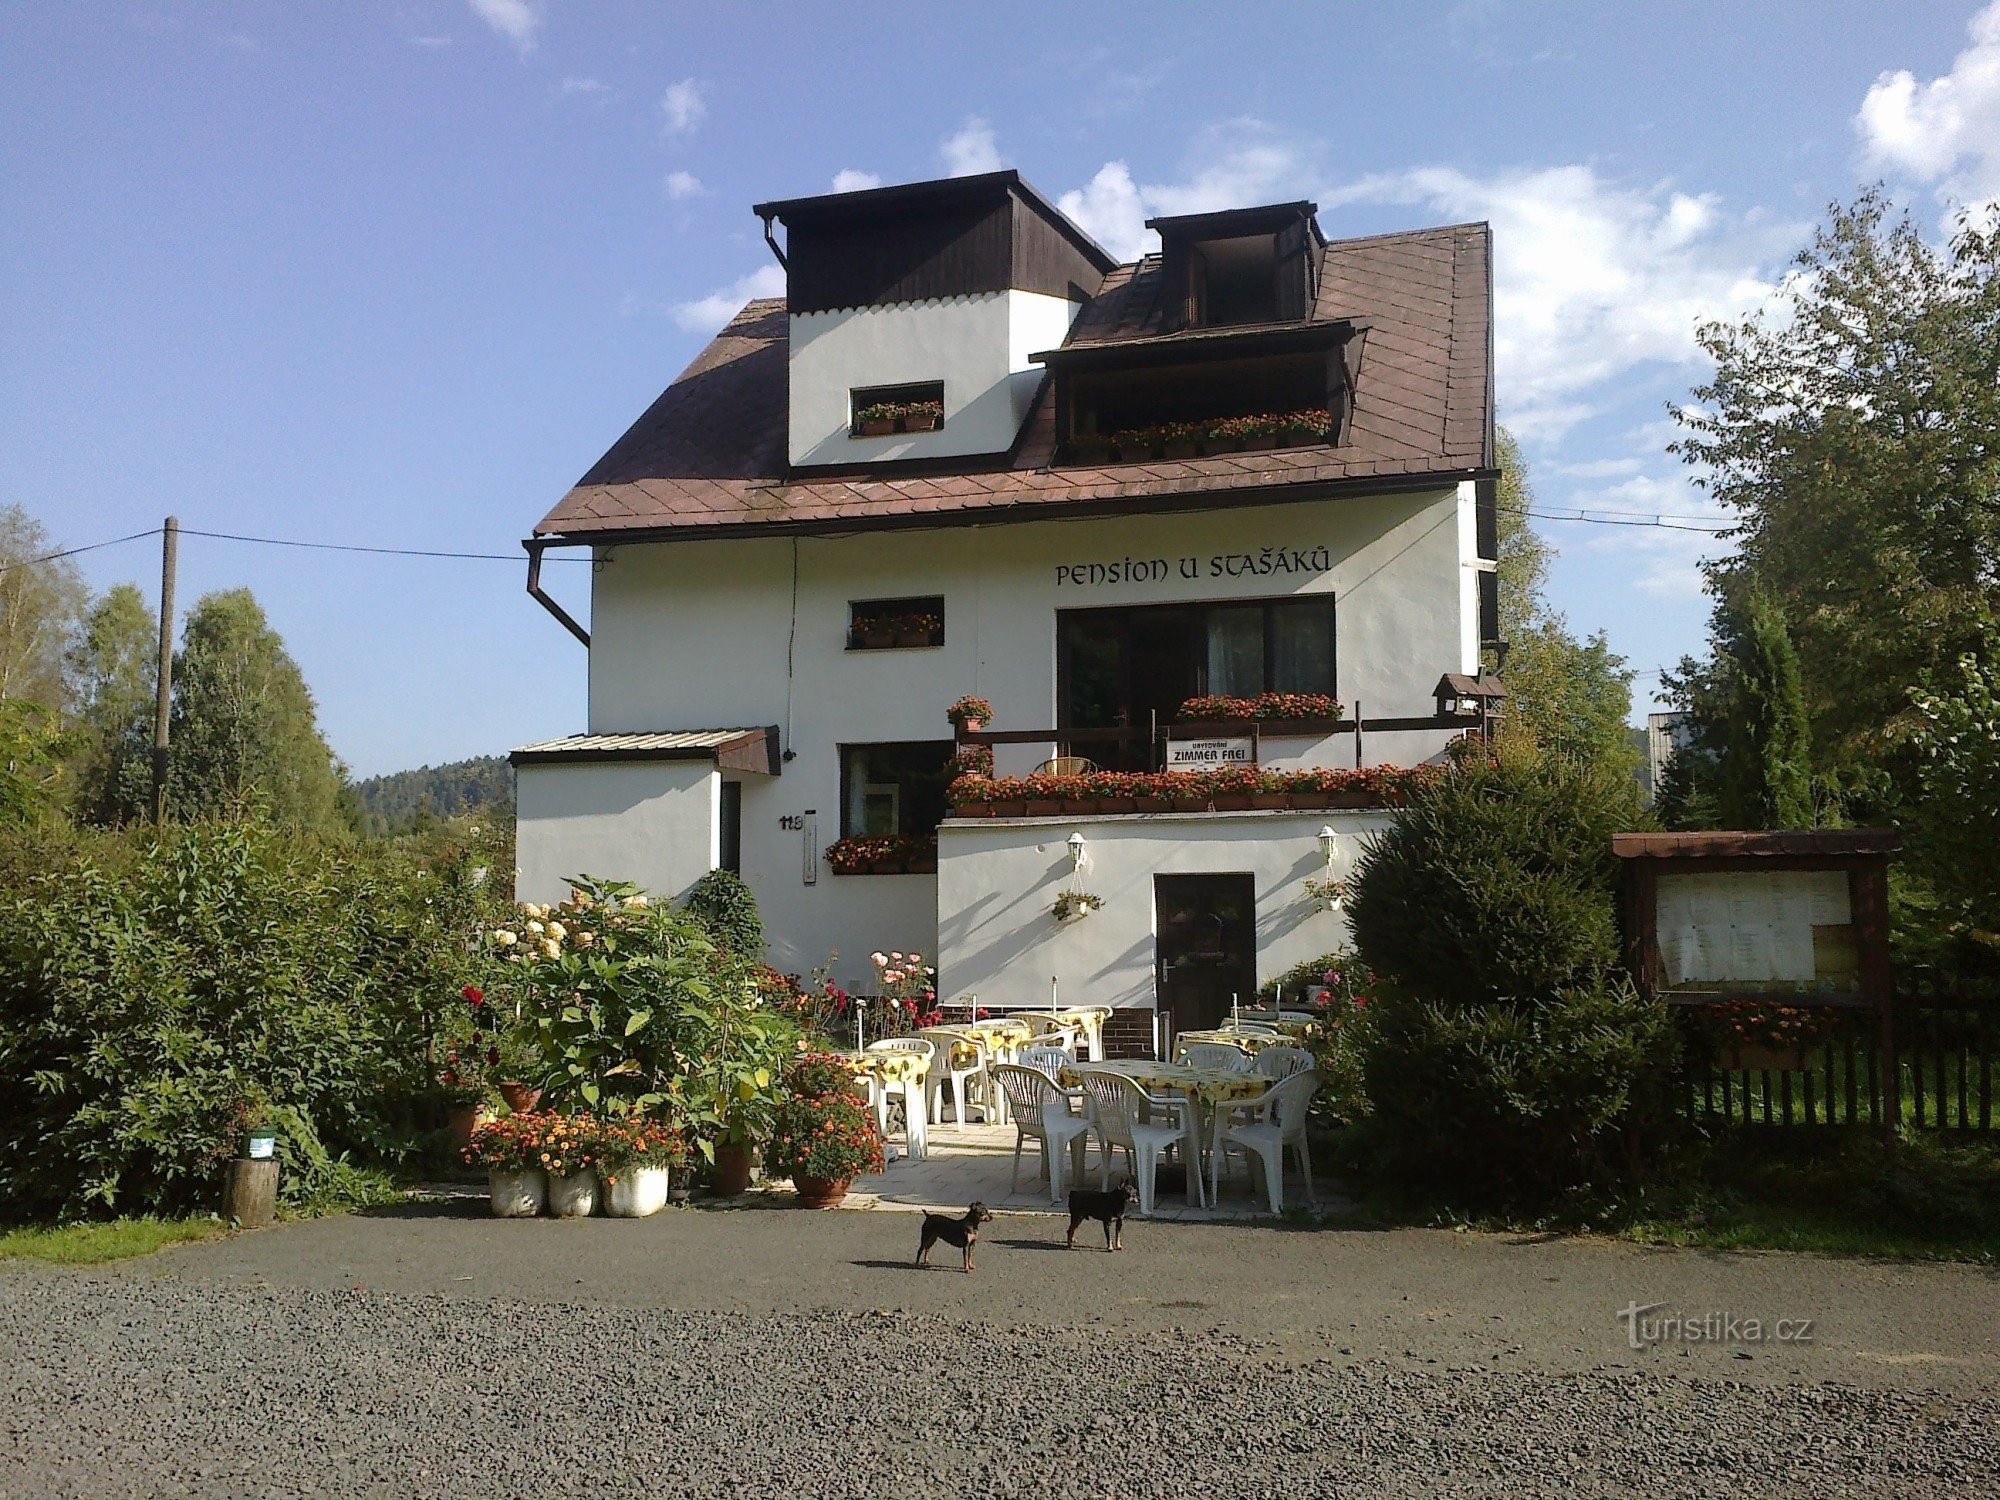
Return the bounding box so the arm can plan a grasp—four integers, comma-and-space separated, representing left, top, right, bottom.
1067, 831, 1086, 871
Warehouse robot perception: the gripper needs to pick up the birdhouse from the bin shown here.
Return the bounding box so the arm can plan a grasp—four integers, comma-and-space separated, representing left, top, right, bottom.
1434, 672, 1507, 722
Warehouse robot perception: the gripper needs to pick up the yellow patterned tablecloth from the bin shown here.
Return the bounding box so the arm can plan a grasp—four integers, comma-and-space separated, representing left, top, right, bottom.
922, 1020, 1034, 1066
1174, 1028, 1303, 1056
839, 1049, 930, 1084
1060, 1059, 1270, 1106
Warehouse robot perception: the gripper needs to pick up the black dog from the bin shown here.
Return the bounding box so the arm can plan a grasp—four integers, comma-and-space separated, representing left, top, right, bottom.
1067, 1179, 1138, 1251
916, 1202, 993, 1272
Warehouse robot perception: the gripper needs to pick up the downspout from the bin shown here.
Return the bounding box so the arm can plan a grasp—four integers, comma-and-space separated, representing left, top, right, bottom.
524, 538, 590, 647
758, 212, 787, 271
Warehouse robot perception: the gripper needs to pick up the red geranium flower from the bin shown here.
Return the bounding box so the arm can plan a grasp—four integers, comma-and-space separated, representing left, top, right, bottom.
462, 986, 485, 1007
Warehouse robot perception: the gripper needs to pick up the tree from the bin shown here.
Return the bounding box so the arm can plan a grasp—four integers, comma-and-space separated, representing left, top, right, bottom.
168, 589, 348, 828
1672, 192, 2000, 806
0, 504, 89, 710
66, 583, 157, 825
0, 698, 75, 826
1909, 634, 2000, 955
1488, 429, 1640, 771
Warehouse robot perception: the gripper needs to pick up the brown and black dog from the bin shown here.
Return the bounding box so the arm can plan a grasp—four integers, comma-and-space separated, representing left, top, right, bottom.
1066, 1178, 1138, 1251
915, 1202, 993, 1272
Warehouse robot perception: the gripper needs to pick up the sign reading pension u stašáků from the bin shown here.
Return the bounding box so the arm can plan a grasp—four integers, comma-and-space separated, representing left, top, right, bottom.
1055, 546, 1334, 589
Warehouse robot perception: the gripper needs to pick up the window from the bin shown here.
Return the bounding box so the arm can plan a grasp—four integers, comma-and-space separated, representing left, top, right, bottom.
840, 742, 955, 838
848, 595, 945, 650
718, 781, 742, 875
850, 380, 944, 437
1058, 596, 1336, 768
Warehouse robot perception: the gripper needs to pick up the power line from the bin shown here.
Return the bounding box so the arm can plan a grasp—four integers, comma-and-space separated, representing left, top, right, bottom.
1506, 505, 1732, 534
179, 527, 584, 562
0, 526, 162, 574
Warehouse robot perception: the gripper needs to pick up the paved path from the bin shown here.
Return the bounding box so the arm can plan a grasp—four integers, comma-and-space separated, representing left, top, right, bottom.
3, 1208, 1996, 1496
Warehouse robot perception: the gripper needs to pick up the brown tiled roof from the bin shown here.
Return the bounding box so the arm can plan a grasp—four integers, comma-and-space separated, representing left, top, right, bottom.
534, 221, 1493, 541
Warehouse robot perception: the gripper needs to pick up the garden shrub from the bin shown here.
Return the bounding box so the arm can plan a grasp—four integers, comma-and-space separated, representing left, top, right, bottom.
683, 868, 764, 959
1346, 743, 1674, 1208
0, 820, 510, 1221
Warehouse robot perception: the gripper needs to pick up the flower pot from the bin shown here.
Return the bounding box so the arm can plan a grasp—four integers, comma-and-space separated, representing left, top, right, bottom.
907, 853, 939, 874
603, 1165, 672, 1218
710, 1140, 754, 1197
1287, 792, 1328, 809
546, 1169, 599, 1217
488, 1168, 546, 1218
895, 630, 935, 648
1233, 433, 1278, 454
1721, 1041, 1809, 1073
498, 1082, 541, 1114
1095, 797, 1136, 814
1321, 791, 1376, 809
954, 802, 994, 818
951, 714, 986, 734
1250, 793, 1290, 809
1169, 796, 1207, 813
1023, 799, 1061, 817
1162, 439, 1198, 460
989, 800, 1028, 817
1058, 798, 1097, 816
1212, 794, 1252, 811
1278, 429, 1324, 447
794, 1174, 851, 1209
447, 1104, 492, 1151
897, 412, 941, 433
1133, 796, 1172, 813
858, 631, 895, 649
859, 418, 896, 437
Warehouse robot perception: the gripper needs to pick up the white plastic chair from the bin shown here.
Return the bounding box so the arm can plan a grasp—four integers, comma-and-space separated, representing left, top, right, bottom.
1086, 1073, 1205, 1215
1077, 1071, 1137, 1185
991, 1063, 1092, 1203
1019, 1043, 1073, 1078
1007, 1013, 1083, 1052
1209, 1071, 1320, 1214
1252, 1046, 1317, 1081
1072, 1007, 1112, 1061
1179, 1042, 1254, 1072
918, 1027, 988, 1126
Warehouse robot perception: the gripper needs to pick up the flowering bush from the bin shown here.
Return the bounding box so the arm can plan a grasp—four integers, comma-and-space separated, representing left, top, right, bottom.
954, 742, 995, 778
1176, 692, 1344, 722
592, 1116, 686, 1181
824, 833, 936, 874
763, 1055, 884, 1184
463, 1111, 579, 1173
479, 876, 799, 1164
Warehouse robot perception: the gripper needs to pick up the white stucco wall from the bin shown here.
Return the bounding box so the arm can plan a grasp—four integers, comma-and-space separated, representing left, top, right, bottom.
515, 760, 720, 908
936, 808, 1390, 1013
541, 485, 1474, 989
787, 291, 1078, 466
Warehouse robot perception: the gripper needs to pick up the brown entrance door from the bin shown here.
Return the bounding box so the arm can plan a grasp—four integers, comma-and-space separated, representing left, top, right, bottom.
1154, 874, 1258, 1036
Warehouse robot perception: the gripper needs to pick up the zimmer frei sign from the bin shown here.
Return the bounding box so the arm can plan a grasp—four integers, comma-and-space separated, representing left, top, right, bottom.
1165, 736, 1257, 768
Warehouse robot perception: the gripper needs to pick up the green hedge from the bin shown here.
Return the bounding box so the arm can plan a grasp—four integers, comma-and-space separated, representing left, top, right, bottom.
0, 821, 510, 1221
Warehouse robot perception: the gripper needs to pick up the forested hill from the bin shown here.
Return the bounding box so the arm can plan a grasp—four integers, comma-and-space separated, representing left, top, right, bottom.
351, 755, 512, 835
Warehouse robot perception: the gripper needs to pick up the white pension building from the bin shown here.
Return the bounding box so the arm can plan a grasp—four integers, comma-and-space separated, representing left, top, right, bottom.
514, 171, 1499, 1049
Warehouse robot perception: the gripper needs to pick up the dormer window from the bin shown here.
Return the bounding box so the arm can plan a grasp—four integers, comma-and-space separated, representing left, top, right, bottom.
850, 380, 944, 438
1149, 201, 1325, 331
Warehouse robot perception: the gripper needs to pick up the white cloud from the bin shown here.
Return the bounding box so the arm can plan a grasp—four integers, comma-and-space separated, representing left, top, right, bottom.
1329, 164, 1784, 441
940, 118, 1004, 177
467, 0, 538, 53
1856, 0, 2000, 214
1055, 125, 1313, 259
663, 170, 705, 201
831, 169, 883, 194
1570, 473, 1732, 599
660, 78, 706, 136
671, 264, 786, 331
559, 76, 613, 99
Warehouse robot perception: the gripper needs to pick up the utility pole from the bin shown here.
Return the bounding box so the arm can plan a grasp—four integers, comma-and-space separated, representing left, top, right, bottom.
152, 516, 178, 824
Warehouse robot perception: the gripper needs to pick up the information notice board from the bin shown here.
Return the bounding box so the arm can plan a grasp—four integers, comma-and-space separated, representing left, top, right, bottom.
1655, 869, 1860, 994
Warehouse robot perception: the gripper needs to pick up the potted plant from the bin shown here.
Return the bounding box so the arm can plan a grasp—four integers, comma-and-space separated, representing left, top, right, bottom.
896, 399, 944, 433
1276, 408, 1332, 447
231, 1091, 279, 1162
541, 1113, 602, 1217
466, 1113, 550, 1218
1703, 1000, 1838, 1073
596, 1116, 686, 1218
1052, 890, 1104, 924
947, 695, 995, 734
764, 1055, 885, 1209
437, 1044, 495, 1149
854, 402, 899, 437
892, 612, 943, 648
1161, 422, 1200, 461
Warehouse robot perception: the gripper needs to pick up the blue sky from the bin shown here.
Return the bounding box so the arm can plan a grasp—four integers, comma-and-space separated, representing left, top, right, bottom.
5, 1, 1997, 777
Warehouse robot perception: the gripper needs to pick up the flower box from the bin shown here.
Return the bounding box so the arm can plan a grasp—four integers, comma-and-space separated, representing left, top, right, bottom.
1023, 799, 1061, 817
1059, 798, 1096, 816
1163, 438, 1199, 460
1095, 797, 1137, 814
1211, 793, 1252, 811
488, 1168, 546, 1218
856, 629, 896, 649
1720, 1041, 1810, 1073
897, 411, 943, 434
955, 802, 994, 818
906, 852, 938, 874
988, 799, 1027, 817
825, 834, 937, 876
1250, 793, 1290, 810
1199, 435, 1245, 456
1133, 796, 1172, 812
1066, 437, 1114, 465
894, 629, 937, 648
858, 418, 897, 437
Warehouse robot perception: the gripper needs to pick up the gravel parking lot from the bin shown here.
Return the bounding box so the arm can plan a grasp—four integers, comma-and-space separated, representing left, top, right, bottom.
3, 1207, 1996, 1497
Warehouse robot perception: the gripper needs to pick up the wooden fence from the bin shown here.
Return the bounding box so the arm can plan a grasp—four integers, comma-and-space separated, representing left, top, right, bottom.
1679, 993, 1999, 1133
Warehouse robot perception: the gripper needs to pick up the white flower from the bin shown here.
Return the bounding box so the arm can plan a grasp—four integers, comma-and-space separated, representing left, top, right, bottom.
541, 939, 561, 959
491, 930, 518, 947
891, 951, 904, 962
526, 919, 545, 936
870, 952, 888, 967
523, 903, 546, 921
623, 894, 649, 908
546, 921, 567, 941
